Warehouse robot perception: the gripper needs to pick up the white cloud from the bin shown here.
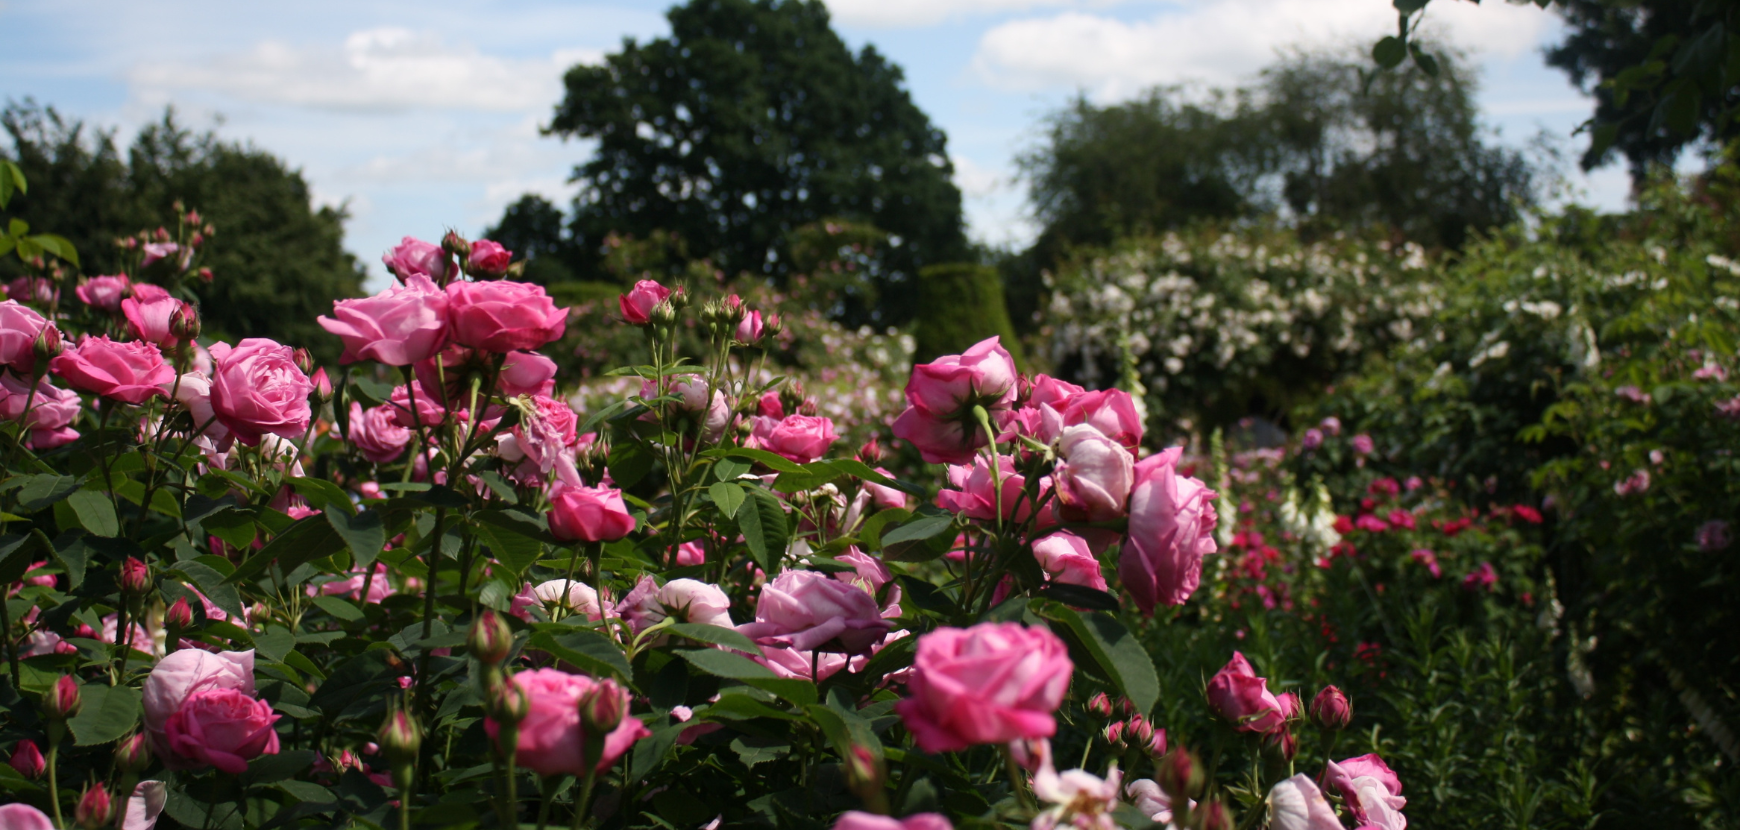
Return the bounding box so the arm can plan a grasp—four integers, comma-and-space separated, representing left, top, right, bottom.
952, 154, 1006, 199
970, 0, 1551, 100
825, 0, 1085, 29
128, 27, 600, 112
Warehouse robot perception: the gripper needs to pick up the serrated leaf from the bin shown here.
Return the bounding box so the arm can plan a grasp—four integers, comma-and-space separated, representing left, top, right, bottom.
1036, 605, 1159, 716
227, 515, 349, 585
668, 622, 762, 655
472, 519, 542, 578
309, 594, 365, 623
176, 560, 245, 621
68, 684, 141, 746
326, 508, 384, 571
531, 629, 632, 682
64, 490, 119, 537
708, 481, 745, 519
736, 488, 788, 575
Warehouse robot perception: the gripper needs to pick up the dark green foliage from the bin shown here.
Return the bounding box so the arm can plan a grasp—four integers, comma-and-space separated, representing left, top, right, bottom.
486, 193, 577, 285
540, 0, 968, 324
913, 263, 1023, 367
0, 101, 365, 362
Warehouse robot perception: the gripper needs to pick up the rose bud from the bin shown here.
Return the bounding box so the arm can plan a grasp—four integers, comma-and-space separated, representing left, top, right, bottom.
579, 679, 626, 734
378, 710, 423, 768
441, 230, 471, 259
165, 596, 194, 629
1086, 692, 1114, 718
486, 674, 530, 727
75, 783, 114, 829
844, 743, 883, 795
45, 675, 82, 720
1157, 747, 1204, 801
1102, 721, 1125, 746
650, 299, 678, 329
31, 325, 62, 369
1126, 715, 1155, 749
169, 304, 201, 342
1196, 800, 1234, 830
292, 347, 316, 377
187, 210, 201, 225
198, 267, 213, 283
310, 368, 334, 404
1310, 686, 1352, 731
668, 286, 690, 311
857, 437, 882, 465
119, 557, 151, 596
8, 739, 45, 779
467, 609, 512, 666
1267, 726, 1298, 761
721, 294, 746, 325
764, 313, 783, 338
115, 732, 152, 774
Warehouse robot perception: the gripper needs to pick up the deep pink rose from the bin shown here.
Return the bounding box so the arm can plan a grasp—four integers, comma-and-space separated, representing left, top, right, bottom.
1351, 434, 1374, 455
467, 239, 513, 278
895, 622, 1073, 752
936, 454, 1028, 521
1032, 532, 1108, 591
445, 280, 567, 352
1028, 374, 1085, 409
382, 236, 451, 283
164, 688, 281, 774
619, 279, 672, 325
832, 813, 953, 830
548, 482, 635, 542
0, 374, 81, 449
499, 351, 558, 396
7, 276, 57, 305
348, 402, 410, 463
208, 339, 313, 446
76, 275, 131, 312
483, 668, 650, 776
51, 336, 173, 404
1462, 561, 1497, 591
739, 570, 890, 657
0, 300, 55, 375
892, 337, 1018, 464
737, 310, 765, 343
1053, 425, 1133, 522
389, 381, 447, 429
1044, 389, 1143, 452
318, 275, 449, 365
1206, 652, 1291, 734
1119, 447, 1218, 612
142, 649, 257, 767
121, 291, 190, 349
750, 414, 838, 464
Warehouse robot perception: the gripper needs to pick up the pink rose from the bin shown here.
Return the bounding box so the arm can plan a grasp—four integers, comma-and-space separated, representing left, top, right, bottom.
7, 276, 57, 305
120, 781, 167, 830
499, 351, 558, 396
164, 688, 281, 774
864, 468, 908, 510
619, 279, 672, 325
1032, 532, 1108, 591
1267, 775, 1342, 830
750, 414, 838, 464
1325, 755, 1405, 826
121, 291, 190, 349
936, 454, 1027, 522
657, 578, 734, 628
1053, 425, 1133, 522
832, 813, 953, 830
0, 804, 54, 830
382, 236, 451, 283
1045, 389, 1143, 452
467, 239, 513, 278
142, 649, 257, 766
483, 669, 650, 776
1697, 520, 1732, 552
389, 381, 447, 429
307, 564, 395, 604
648, 375, 732, 443
834, 548, 894, 596
208, 339, 313, 446
347, 402, 411, 463
894, 622, 1073, 752
738, 570, 890, 656
1119, 447, 1218, 612
51, 336, 173, 404
1462, 561, 1497, 591
675, 540, 706, 566
513, 579, 607, 622
140, 242, 188, 272
318, 275, 449, 366
0, 374, 80, 449
446, 280, 567, 352
76, 275, 131, 312
757, 390, 784, 418
1206, 652, 1291, 734
548, 482, 636, 543
0, 300, 55, 375
892, 336, 1018, 464
1028, 374, 1085, 409
509, 394, 580, 474
1351, 434, 1374, 455
737, 310, 765, 344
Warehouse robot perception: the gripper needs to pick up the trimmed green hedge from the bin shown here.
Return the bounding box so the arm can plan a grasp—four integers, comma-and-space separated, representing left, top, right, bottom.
914, 262, 1025, 367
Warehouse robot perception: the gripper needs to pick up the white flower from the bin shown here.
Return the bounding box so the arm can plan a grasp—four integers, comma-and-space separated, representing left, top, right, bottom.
1028, 739, 1122, 830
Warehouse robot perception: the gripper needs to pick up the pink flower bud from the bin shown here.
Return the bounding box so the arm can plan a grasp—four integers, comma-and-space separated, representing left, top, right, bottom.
114, 732, 152, 774
165, 596, 194, 629
844, 743, 883, 799
1196, 800, 1234, 830
45, 675, 81, 719
8, 740, 44, 779
119, 558, 151, 596
579, 679, 626, 734
467, 609, 512, 666
1157, 747, 1204, 801
310, 368, 334, 403
378, 710, 422, 766
170, 304, 201, 342
291, 347, 316, 377
31, 325, 62, 368
75, 783, 113, 829
1086, 692, 1114, 718
1309, 686, 1352, 731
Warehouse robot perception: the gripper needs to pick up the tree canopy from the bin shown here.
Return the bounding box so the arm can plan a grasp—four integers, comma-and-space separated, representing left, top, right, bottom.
519, 0, 968, 324
1, 101, 365, 362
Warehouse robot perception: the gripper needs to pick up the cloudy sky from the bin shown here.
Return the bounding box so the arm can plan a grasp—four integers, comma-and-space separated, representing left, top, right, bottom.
2, 0, 1626, 289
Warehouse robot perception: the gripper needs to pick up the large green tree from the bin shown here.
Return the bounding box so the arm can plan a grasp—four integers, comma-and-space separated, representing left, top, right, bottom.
1, 102, 365, 362
531, 0, 967, 324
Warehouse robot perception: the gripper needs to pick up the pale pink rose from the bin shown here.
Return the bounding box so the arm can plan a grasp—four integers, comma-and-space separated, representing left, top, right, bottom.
306, 564, 394, 603
619, 279, 672, 325
348, 402, 411, 463
207, 339, 313, 446
102, 614, 164, 658
513, 579, 607, 622
736, 309, 765, 343
1053, 425, 1133, 522
1267, 775, 1342, 830
164, 688, 281, 774
120, 781, 167, 830
1614, 468, 1650, 496
936, 454, 1028, 522
1325, 755, 1405, 826
1301, 428, 1323, 451
865, 468, 908, 510
76, 275, 131, 312
675, 540, 706, 566
142, 649, 257, 767
892, 336, 1018, 464
499, 351, 558, 396
1030, 739, 1122, 830
658, 578, 734, 628
831, 812, 953, 830
483, 669, 650, 776
121, 291, 190, 349
167, 372, 228, 443
51, 336, 173, 404
1032, 532, 1108, 591
382, 237, 451, 283
445, 280, 567, 353
0, 374, 80, 449
548, 482, 635, 543
647, 375, 732, 443
318, 275, 449, 366
0, 804, 55, 830
1044, 389, 1143, 451
738, 570, 890, 657
895, 622, 1073, 752
834, 548, 894, 596
615, 575, 665, 633
1206, 652, 1291, 734
466, 239, 513, 278
0, 300, 55, 375
750, 414, 838, 463
1120, 447, 1218, 612
1028, 374, 1085, 409
140, 242, 188, 272
511, 395, 582, 483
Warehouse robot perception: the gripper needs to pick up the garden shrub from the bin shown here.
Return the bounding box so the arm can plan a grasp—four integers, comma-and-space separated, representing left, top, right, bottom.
913, 263, 1024, 367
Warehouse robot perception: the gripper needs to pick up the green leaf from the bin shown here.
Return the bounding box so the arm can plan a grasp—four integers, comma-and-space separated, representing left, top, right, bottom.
530, 629, 632, 682
668, 623, 762, 655
736, 488, 788, 575
27, 233, 78, 267
1409, 43, 1440, 77
1392, 0, 1428, 15
471, 519, 542, 578
1372, 36, 1407, 68
176, 560, 245, 621
880, 512, 956, 561
1037, 605, 1160, 716
711, 446, 805, 474
713, 458, 752, 483
473, 508, 556, 544
309, 594, 364, 623
68, 684, 142, 746
326, 508, 385, 571
708, 481, 746, 519
677, 648, 774, 679
0, 533, 42, 586
289, 478, 356, 515
348, 371, 395, 407
1034, 582, 1121, 612
49, 531, 86, 590
248, 750, 317, 783
17, 474, 78, 512
227, 515, 349, 585
202, 509, 258, 551
608, 441, 657, 488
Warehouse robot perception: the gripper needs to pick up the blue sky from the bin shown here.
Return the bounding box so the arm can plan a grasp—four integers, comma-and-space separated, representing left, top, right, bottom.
2, 0, 1630, 289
